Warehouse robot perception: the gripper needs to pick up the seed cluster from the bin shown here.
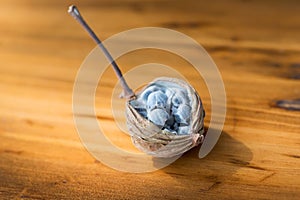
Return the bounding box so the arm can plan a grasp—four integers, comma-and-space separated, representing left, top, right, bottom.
130, 82, 192, 135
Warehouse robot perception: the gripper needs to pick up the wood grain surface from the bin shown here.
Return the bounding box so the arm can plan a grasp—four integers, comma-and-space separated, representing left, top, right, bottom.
1, 0, 300, 199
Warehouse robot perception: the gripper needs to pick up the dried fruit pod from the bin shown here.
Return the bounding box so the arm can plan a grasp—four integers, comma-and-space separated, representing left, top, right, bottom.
68, 7, 205, 158
126, 77, 205, 157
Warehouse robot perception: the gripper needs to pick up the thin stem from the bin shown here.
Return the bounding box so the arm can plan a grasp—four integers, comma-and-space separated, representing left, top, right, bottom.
68, 5, 135, 99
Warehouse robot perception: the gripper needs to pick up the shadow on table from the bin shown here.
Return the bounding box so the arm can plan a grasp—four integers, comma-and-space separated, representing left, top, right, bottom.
153, 130, 253, 186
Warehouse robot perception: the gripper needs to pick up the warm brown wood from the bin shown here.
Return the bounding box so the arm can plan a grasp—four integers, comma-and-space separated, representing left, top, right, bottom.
1, 0, 300, 199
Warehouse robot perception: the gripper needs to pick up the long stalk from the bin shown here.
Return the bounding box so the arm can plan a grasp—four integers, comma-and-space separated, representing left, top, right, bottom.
68, 5, 135, 99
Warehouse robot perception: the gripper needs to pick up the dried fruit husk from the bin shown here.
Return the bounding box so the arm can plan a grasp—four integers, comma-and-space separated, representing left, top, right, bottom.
126, 77, 205, 158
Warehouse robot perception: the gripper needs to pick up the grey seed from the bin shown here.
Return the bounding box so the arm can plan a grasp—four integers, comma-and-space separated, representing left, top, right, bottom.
146, 91, 168, 111
147, 108, 170, 127
173, 104, 191, 125
140, 85, 159, 102
171, 105, 178, 113
171, 90, 188, 108
177, 126, 190, 135
173, 122, 179, 130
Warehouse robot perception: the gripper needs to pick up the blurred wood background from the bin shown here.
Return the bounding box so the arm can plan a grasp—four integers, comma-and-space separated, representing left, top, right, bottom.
0, 0, 300, 199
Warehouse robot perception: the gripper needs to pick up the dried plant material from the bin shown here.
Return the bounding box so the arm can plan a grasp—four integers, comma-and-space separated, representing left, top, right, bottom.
69, 6, 205, 158
126, 77, 205, 157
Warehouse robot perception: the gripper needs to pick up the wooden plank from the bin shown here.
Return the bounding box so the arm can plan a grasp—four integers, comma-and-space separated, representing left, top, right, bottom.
0, 0, 299, 199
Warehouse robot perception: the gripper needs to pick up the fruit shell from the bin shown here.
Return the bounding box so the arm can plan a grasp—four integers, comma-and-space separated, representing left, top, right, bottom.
125, 77, 205, 158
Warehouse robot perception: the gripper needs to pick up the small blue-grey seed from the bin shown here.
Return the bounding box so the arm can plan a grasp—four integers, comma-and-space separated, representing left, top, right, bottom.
174, 104, 191, 124
177, 126, 190, 135
147, 91, 168, 111
147, 108, 170, 127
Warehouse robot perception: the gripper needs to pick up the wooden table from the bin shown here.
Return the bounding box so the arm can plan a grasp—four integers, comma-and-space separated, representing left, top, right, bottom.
1, 0, 299, 199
